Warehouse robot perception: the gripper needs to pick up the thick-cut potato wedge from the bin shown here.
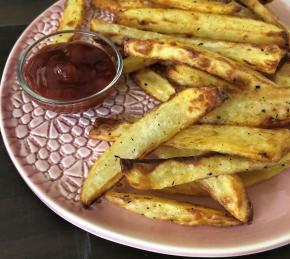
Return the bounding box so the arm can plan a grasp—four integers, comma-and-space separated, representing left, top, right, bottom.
165, 125, 290, 162
106, 192, 241, 227
124, 39, 278, 90
274, 61, 290, 87
117, 8, 288, 46
89, 121, 207, 158
167, 64, 238, 95
238, 0, 283, 27
124, 56, 156, 73
201, 87, 290, 128
90, 119, 290, 161
164, 163, 290, 196
185, 38, 285, 74
239, 161, 290, 186
81, 88, 226, 205
54, 0, 85, 43
133, 69, 176, 101
91, 20, 284, 73
198, 175, 252, 223
122, 153, 290, 190
147, 0, 254, 17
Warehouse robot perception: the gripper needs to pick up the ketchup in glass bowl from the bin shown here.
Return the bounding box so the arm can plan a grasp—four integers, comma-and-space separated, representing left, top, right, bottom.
17, 30, 123, 112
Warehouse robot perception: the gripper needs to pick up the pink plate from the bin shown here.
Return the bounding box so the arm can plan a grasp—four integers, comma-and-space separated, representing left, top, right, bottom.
1, 1, 290, 257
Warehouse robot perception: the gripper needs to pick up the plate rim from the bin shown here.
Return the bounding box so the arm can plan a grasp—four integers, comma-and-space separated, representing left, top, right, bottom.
1, 0, 290, 257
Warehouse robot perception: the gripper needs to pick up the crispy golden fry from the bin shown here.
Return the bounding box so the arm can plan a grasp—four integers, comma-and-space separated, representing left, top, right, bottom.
185, 38, 285, 74
90, 118, 290, 161
164, 163, 290, 196
201, 87, 290, 128
81, 88, 226, 205
133, 69, 175, 101
238, 0, 283, 27
145, 0, 254, 17
198, 175, 252, 223
239, 162, 290, 186
124, 56, 156, 73
122, 153, 290, 190
274, 61, 290, 87
54, 0, 85, 43
106, 192, 241, 226
117, 8, 288, 46
167, 64, 238, 95
89, 120, 208, 158
91, 20, 284, 73
125, 39, 278, 90
165, 124, 290, 162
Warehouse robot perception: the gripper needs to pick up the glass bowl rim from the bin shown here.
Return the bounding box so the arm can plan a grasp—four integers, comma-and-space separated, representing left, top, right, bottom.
17, 30, 124, 105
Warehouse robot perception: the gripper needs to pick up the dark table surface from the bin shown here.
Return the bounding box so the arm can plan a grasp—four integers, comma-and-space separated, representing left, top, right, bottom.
0, 1, 290, 259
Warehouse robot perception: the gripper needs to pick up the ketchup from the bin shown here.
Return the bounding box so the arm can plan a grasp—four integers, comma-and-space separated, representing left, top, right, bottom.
24, 41, 116, 101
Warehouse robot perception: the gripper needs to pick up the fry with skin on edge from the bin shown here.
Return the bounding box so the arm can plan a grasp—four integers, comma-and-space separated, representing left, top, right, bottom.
124, 56, 156, 73
162, 162, 290, 196
54, 0, 85, 43
124, 38, 278, 90
117, 8, 288, 46
121, 153, 290, 190
81, 87, 226, 205
90, 20, 285, 74
238, 0, 284, 27
201, 87, 290, 128
133, 69, 176, 101
198, 175, 252, 223
90, 118, 290, 162
106, 192, 242, 227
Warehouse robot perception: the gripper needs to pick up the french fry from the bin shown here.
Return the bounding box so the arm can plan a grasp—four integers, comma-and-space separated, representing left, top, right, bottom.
122, 153, 290, 190
185, 38, 285, 74
124, 56, 156, 73
133, 69, 176, 101
106, 192, 242, 227
54, 0, 85, 43
91, 20, 284, 73
239, 161, 290, 186
198, 175, 252, 223
90, 118, 290, 161
166, 64, 238, 95
238, 0, 283, 27
117, 8, 288, 46
162, 163, 290, 196
165, 125, 290, 162
147, 0, 254, 17
274, 61, 290, 87
201, 87, 290, 128
81, 88, 226, 205
124, 39, 278, 90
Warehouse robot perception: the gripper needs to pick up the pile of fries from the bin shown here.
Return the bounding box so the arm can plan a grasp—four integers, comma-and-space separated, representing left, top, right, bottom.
57, 0, 290, 227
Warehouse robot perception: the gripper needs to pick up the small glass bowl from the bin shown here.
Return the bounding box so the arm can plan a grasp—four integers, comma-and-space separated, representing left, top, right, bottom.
17, 30, 123, 113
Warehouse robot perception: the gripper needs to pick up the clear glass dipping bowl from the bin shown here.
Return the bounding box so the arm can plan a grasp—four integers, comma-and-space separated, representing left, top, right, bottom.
17, 30, 123, 113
